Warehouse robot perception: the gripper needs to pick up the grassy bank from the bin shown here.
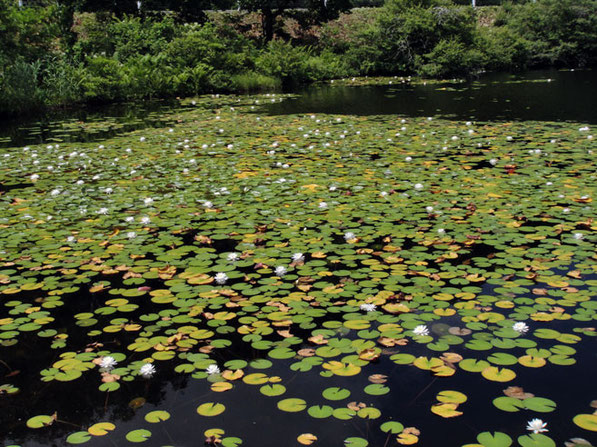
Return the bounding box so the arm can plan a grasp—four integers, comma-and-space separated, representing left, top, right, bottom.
1, 0, 597, 117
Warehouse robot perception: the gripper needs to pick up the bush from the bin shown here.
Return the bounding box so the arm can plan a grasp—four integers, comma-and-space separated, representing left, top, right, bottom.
230, 72, 282, 91
256, 40, 313, 87
498, 0, 597, 67
0, 60, 45, 114
419, 37, 484, 77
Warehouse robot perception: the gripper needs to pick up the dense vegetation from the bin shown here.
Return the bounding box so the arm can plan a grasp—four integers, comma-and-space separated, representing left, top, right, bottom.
1, 0, 597, 116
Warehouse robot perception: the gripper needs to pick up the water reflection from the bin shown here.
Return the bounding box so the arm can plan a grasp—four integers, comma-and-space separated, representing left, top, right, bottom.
266, 70, 597, 123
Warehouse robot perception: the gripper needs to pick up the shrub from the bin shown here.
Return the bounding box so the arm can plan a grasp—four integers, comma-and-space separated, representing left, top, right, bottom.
255, 40, 312, 87
230, 71, 282, 91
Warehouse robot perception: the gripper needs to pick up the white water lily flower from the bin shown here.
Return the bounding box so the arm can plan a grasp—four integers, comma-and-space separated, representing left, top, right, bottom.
204, 201, 213, 209
526, 419, 548, 434
143, 197, 154, 205
344, 232, 355, 241
105, 187, 113, 194
512, 322, 529, 333
413, 325, 429, 336
380, 191, 388, 197
360, 303, 377, 312
50, 189, 61, 196
329, 185, 337, 191
489, 158, 498, 166
76, 180, 84, 185
227, 252, 239, 262
562, 208, 570, 213
127, 232, 137, 239
405, 156, 412, 161
573, 233, 584, 240
67, 236, 76, 243
140, 216, 151, 225
275, 266, 287, 277
206, 364, 220, 375
215, 272, 228, 284
426, 206, 434, 213
437, 228, 446, 235
125, 216, 135, 223
97, 208, 108, 215
100, 356, 117, 370
139, 363, 155, 378
319, 201, 328, 209
292, 253, 304, 263
139, 136, 146, 142
30, 174, 39, 181
414, 183, 424, 190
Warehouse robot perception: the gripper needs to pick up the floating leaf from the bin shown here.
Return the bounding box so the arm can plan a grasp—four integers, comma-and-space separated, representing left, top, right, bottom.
197, 403, 226, 417
144, 410, 171, 423
125, 429, 152, 443
573, 414, 597, 431
298, 433, 318, 445
277, 398, 307, 412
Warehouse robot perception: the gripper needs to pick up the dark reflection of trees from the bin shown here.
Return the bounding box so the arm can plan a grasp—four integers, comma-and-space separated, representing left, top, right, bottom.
1, 360, 191, 444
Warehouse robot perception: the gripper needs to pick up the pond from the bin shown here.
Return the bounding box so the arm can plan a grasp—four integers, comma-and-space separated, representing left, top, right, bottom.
0, 72, 596, 447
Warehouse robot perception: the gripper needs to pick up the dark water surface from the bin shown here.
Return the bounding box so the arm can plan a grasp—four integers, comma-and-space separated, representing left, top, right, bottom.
266, 69, 597, 123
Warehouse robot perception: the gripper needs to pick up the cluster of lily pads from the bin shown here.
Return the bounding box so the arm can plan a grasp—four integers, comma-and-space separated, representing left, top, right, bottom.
0, 93, 596, 446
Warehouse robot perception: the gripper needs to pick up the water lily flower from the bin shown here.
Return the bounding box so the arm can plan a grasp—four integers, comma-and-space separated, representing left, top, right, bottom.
344, 232, 355, 241
426, 206, 434, 213
50, 189, 61, 196
512, 322, 529, 333
489, 159, 498, 166
76, 180, 84, 185
275, 266, 287, 276
405, 156, 412, 162
139, 137, 146, 142
215, 272, 228, 284
140, 216, 151, 225
413, 325, 429, 336
139, 363, 155, 378
204, 201, 213, 209
67, 236, 76, 243
573, 233, 584, 240
205, 364, 220, 375
30, 174, 39, 181
100, 356, 117, 370
105, 187, 113, 194
437, 228, 446, 235
360, 303, 376, 312
143, 197, 154, 205
563, 208, 570, 213
526, 419, 548, 434
97, 208, 108, 215
319, 202, 328, 209
292, 253, 304, 263
127, 232, 137, 239
227, 252, 239, 262
125, 216, 135, 223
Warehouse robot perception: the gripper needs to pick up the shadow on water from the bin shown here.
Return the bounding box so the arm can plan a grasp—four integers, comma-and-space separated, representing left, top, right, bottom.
0, 99, 188, 149
265, 69, 597, 124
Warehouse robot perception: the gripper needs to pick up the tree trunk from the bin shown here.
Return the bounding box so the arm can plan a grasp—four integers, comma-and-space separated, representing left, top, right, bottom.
262, 7, 274, 42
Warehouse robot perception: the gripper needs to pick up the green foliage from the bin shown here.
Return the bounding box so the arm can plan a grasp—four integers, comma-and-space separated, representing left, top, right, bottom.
498, 0, 597, 67
419, 37, 484, 77
2, 0, 597, 116
0, 59, 45, 114
256, 40, 313, 86
229, 72, 282, 91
